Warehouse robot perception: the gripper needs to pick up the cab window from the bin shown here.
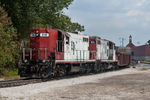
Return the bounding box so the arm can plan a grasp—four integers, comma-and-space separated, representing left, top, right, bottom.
90, 41, 96, 44
83, 38, 88, 42
66, 36, 70, 44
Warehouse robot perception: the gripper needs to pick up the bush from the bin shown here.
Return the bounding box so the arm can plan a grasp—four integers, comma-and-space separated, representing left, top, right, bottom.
0, 6, 19, 75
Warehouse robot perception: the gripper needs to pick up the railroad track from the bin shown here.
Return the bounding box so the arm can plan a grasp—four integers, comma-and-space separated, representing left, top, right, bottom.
0, 67, 128, 88
0, 78, 43, 88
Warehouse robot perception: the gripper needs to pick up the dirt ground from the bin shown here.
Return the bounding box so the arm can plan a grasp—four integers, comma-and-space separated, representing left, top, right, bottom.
0, 64, 150, 100
28, 72, 150, 100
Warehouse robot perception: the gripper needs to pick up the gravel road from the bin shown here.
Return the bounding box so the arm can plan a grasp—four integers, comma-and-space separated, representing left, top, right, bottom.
0, 64, 150, 100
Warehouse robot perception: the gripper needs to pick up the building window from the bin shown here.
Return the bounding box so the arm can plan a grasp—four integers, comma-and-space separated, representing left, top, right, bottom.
131, 52, 134, 56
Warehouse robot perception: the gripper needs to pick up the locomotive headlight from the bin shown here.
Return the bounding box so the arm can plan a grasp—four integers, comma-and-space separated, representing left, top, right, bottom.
24, 59, 28, 63
36, 33, 39, 37
42, 60, 46, 63
36, 30, 39, 34
30, 33, 36, 37
30, 33, 39, 37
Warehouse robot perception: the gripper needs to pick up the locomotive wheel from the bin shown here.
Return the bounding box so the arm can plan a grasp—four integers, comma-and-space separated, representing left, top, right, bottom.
115, 66, 119, 70
101, 64, 106, 72
112, 65, 116, 71
59, 67, 66, 76
79, 65, 85, 74
97, 65, 101, 73
86, 64, 90, 74
55, 65, 66, 77
94, 65, 100, 73
40, 66, 52, 78
100, 67, 104, 72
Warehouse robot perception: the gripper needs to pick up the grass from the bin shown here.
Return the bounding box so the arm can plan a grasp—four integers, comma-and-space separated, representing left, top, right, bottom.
146, 60, 150, 62
2, 69, 19, 77
139, 68, 148, 71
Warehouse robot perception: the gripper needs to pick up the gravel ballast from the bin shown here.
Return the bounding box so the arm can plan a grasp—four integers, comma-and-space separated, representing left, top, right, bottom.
0, 67, 149, 100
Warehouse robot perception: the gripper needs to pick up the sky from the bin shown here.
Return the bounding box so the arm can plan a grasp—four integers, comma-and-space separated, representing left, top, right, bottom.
64, 0, 150, 46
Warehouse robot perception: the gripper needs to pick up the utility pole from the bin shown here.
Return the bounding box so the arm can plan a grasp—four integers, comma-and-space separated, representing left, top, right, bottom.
122, 38, 125, 47
119, 37, 125, 47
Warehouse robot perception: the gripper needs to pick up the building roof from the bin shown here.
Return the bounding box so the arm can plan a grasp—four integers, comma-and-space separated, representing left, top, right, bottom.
126, 35, 135, 50
126, 42, 135, 48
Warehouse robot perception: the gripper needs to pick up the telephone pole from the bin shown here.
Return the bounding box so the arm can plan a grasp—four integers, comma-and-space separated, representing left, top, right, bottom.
119, 37, 125, 47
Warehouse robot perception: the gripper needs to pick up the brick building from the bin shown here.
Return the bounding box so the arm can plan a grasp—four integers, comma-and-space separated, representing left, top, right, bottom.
126, 35, 150, 61
126, 35, 135, 57
133, 45, 150, 61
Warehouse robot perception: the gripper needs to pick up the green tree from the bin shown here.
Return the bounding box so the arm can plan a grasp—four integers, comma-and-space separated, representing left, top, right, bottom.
0, 6, 19, 74
0, 0, 84, 38
148, 40, 150, 45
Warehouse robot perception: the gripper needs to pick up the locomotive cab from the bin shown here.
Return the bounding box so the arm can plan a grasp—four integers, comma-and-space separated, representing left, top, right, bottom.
29, 28, 64, 60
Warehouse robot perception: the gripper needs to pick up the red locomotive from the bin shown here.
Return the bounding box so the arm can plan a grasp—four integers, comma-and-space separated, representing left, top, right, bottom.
18, 28, 131, 78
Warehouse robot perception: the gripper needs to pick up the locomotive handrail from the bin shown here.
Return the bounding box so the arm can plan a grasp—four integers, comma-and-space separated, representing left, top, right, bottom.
22, 47, 97, 61
30, 48, 32, 60
64, 50, 96, 61
22, 48, 49, 60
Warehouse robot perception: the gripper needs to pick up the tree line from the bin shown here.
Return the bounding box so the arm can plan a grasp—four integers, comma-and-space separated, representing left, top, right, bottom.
0, 0, 84, 75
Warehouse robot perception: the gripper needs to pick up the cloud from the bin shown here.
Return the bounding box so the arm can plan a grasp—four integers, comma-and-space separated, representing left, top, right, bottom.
65, 0, 150, 46
126, 10, 142, 16
136, 0, 147, 7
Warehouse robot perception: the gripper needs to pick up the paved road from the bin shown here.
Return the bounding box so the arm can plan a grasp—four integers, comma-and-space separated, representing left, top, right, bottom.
135, 63, 150, 69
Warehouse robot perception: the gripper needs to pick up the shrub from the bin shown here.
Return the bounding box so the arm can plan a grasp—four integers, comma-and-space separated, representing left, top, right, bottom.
0, 6, 19, 75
